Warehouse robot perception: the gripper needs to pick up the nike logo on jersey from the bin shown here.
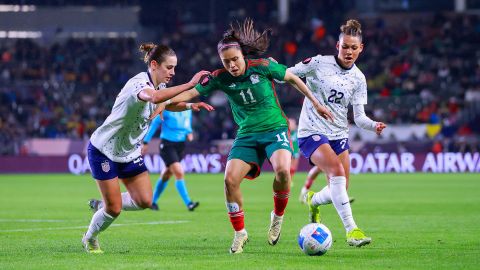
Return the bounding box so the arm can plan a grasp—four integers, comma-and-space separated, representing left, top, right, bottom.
341, 201, 349, 205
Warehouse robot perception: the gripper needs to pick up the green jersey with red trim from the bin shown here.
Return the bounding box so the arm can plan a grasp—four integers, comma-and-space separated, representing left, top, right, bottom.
195, 58, 288, 136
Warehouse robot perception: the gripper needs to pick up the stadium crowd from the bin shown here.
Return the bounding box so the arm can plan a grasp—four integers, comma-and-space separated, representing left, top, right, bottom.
1, 8, 479, 155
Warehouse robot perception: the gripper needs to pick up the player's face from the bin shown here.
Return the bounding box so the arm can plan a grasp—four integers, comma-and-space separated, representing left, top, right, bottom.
219, 48, 246, 77
152, 55, 177, 84
336, 35, 363, 69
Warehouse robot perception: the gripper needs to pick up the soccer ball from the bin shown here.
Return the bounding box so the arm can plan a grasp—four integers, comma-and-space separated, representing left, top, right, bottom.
298, 223, 333, 256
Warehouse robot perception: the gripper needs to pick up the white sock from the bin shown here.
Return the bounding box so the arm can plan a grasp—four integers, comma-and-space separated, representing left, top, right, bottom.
329, 176, 357, 232
312, 185, 332, 205
85, 208, 115, 239
121, 192, 142, 211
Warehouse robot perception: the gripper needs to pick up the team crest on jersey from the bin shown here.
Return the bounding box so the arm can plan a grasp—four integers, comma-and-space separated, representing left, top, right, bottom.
302, 57, 312, 64
312, 135, 321, 141
250, 74, 260, 84
200, 75, 210, 86
101, 160, 110, 172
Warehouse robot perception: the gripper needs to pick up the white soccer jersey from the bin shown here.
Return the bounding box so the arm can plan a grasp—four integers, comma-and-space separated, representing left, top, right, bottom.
288, 55, 368, 140
90, 72, 162, 162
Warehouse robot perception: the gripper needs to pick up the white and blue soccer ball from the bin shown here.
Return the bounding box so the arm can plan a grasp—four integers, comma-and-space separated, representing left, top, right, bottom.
298, 223, 333, 256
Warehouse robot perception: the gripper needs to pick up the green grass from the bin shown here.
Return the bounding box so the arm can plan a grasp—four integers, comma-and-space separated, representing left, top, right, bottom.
0, 173, 479, 269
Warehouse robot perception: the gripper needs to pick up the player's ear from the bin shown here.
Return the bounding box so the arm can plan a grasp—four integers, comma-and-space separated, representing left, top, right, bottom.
359, 43, 364, 53
336, 41, 340, 51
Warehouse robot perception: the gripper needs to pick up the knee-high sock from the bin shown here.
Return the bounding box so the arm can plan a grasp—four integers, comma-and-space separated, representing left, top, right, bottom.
121, 192, 142, 211
152, 179, 169, 204
329, 176, 357, 232
228, 210, 245, 231
273, 190, 290, 216
312, 185, 332, 205
85, 208, 115, 239
96, 192, 142, 211
175, 179, 191, 206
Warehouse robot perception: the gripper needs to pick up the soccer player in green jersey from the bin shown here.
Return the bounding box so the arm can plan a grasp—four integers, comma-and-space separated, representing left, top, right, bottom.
152, 19, 333, 254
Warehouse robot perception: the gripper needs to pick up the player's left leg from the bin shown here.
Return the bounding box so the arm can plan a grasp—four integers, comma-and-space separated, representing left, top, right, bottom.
268, 149, 292, 246
121, 171, 153, 210
338, 150, 367, 246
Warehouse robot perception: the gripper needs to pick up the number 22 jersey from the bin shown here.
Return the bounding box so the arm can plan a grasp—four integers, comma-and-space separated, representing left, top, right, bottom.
288, 55, 368, 140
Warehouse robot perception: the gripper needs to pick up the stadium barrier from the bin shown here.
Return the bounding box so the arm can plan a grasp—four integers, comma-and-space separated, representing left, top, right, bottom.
0, 152, 478, 174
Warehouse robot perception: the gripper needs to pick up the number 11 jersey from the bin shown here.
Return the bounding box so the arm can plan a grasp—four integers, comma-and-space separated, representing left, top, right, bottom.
195, 58, 289, 136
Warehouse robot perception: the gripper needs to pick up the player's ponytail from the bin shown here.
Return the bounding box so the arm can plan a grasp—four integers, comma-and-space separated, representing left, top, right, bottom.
139, 42, 176, 64
339, 19, 362, 42
217, 18, 271, 57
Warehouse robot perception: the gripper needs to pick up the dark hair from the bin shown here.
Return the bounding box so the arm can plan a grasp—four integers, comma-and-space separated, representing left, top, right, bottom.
139, 42, 176, 64
339, 19, 362, 42
217, 18, 271, 57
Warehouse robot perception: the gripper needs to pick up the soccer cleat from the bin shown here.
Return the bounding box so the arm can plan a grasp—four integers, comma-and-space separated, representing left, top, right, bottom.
346, 228, 371, 247
82, 233, 104, 254
187, 201, 200, 211
88, 199, 102, 213
306, 191, 321, 223
267, 211, 284, 245
150, 203, 159, 211
299, 188, 309, 204
229, 230, 248, 254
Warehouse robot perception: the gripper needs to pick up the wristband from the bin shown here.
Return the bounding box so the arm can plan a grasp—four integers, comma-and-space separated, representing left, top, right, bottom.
186, 103, 193, 110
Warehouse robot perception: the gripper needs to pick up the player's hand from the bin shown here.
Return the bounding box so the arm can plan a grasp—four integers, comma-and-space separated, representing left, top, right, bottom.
187, 133, 194, 142
375, 122, 387, 135
149, 102, 166, 120
189, 70, 211, 87
313, 103, 334, 122
141, 144, 148, 156
268, 57, 278, 63
191, 102, 215, 112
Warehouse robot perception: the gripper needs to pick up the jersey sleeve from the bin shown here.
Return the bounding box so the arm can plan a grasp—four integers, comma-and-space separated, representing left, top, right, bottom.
351, 74, 368, 105
287, 55, 318, 78
195, 75, 219, 96
266, 59, 287, 81
128, 77, 152, 102
143, 115, 162, 143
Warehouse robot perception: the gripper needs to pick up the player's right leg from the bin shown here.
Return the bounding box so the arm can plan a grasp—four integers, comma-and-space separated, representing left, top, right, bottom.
151, 168, 172, 211
224, 159, 252, 254
84, 178, 122, 254
84, 143, 123, 254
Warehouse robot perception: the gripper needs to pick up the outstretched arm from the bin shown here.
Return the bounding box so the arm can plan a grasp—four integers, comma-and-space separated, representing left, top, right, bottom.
149, 88, 210, 119
353, 104, 386, 135
283, 70, 334, 122
138, 71, 209, 104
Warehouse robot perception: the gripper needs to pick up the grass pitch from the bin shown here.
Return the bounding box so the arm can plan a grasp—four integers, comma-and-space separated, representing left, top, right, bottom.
0, 173, 479, 269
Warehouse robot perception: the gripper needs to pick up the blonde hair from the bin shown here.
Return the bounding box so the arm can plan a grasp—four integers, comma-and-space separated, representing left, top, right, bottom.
339, 19, 362, 42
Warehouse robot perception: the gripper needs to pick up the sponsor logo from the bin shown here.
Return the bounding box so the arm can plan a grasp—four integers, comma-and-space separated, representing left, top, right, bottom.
302, 57, 312, 64
229, 83, 236, 88
250, 74, 260, 84
312, 135, 321, 141
341, 201, 349, 205
101, 160, 110, 172
133, 157, 144, 166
